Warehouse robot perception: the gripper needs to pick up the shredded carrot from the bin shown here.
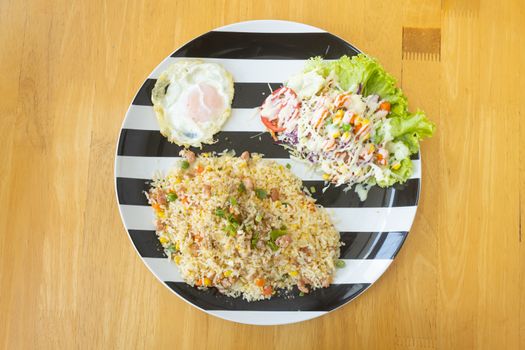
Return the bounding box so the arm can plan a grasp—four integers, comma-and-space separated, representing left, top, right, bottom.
379, 101, 391, 111
334, 93, 350, 108
152, 203, 161, 211
325, 139, 336, 151
196, 165, 204, 174
376, 153, 387, 165
263, 285, 273, 296
255, 278, 265, 287
314, 110, 328, 129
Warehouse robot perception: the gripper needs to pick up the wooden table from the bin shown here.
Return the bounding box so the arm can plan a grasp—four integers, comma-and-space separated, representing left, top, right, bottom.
1, 0, 523, 348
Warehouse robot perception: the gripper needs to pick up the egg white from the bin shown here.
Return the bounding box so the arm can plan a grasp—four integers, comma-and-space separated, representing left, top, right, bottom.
151, 60, 234, 147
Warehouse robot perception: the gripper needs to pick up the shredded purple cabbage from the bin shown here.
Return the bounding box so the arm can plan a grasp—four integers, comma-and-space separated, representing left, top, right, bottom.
283, 131, 298, 145
306, 152, 318, 163
356, 83, 363, 94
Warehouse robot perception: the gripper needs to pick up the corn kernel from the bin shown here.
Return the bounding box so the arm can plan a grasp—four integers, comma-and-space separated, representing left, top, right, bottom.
368, 144, 375, 153
362, 133, 370, 141
362, 118, 370, 125
174, 256, 181, 265
332, 131, 341, 139
157, 211, 165, 218
203, 277, 212, 286
322, 173, 331, 180
290, 271, 299, 277
175, 177, 181, 184
224, 270, 232, 277
159, 236, 169, 244
333, 111, 343, 124
391, 162, 401, 170
342, 131, 351, 140
175, 242, 180, 251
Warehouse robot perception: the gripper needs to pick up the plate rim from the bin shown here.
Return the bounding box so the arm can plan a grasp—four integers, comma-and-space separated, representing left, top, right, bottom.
113, 19, 420, 325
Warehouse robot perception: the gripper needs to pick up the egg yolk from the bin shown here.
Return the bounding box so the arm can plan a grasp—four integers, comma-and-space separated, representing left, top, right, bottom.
185, 83, 225, 123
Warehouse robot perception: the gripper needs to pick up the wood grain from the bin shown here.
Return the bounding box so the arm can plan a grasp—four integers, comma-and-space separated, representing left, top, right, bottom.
1, 0, 523, 349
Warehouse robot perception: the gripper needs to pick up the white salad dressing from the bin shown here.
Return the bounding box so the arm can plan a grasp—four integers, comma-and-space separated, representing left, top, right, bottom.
258, 70, 403, 197
286, 71, 325, 99
257, 54, 435, 199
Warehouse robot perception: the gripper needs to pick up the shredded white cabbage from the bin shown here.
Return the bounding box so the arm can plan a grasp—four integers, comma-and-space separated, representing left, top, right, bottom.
260, 72, 398, 193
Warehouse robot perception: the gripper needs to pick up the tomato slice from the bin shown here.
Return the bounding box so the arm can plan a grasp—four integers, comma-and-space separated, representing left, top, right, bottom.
261, 117, 286, 132
260, 87, 300, 134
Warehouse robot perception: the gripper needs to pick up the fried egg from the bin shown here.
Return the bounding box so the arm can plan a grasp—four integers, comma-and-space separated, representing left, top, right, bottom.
151, 60, 234, 147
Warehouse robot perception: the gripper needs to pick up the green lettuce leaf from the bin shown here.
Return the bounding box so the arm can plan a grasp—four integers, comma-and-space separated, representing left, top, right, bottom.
375, 158, 414, 187
305, 54, 408, 117
389, 110, 435, 153
304, 54, 435, 187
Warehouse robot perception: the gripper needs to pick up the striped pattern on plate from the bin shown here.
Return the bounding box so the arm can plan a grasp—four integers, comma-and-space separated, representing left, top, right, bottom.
114, 20, 420, 326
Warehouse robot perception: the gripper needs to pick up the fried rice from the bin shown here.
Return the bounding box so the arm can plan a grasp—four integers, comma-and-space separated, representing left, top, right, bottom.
147, 151, 341, 301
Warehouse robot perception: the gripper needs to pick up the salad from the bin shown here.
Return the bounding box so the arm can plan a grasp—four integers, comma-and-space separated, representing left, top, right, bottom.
259, 54, 435, 199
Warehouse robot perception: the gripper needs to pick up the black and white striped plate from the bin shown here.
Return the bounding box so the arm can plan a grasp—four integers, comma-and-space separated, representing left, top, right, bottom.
115, 20, 420, 325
